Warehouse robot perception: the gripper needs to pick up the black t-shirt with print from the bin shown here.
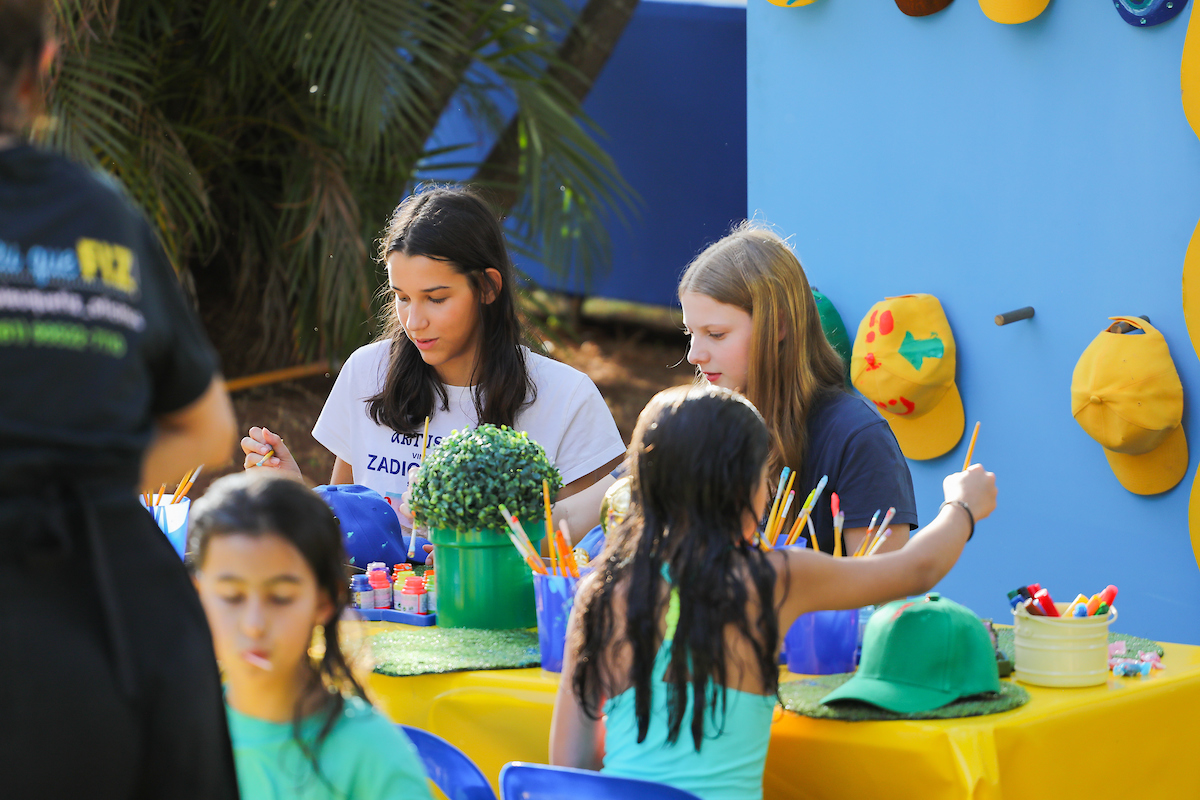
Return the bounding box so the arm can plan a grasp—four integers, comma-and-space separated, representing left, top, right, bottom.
0, 144, 218, 480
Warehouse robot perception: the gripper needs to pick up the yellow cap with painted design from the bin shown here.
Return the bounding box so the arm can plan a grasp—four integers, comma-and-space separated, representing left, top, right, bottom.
1071, 316, 1187, 496
850, 294, 964, 461
978, 0, 1051, 24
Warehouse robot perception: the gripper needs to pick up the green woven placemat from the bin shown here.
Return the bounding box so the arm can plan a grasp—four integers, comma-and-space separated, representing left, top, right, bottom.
779, 674, 1030, 721
371, 627, 539, 677
991, 627, 1163, 661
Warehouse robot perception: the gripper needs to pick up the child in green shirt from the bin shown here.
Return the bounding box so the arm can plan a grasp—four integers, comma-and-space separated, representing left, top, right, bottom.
191, 472, 434, 800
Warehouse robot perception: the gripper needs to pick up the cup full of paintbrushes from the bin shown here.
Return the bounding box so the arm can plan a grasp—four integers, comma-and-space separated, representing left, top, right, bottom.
533, 566, 587, 672
140, 466, 202, 558
530, 520, 586, 672
140, 493, 190, 558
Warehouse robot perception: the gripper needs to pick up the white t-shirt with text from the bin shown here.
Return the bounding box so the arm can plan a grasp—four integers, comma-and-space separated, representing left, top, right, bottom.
312, 341, 626, 509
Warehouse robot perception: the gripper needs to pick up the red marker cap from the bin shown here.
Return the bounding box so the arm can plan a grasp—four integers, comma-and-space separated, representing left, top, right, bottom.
1100, 585, 1118, 606
1034, 589, 1060, 617
831, 492, 840, 518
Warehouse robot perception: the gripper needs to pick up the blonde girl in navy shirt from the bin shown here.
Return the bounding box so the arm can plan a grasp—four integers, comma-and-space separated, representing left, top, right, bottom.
679, 222, 917, 556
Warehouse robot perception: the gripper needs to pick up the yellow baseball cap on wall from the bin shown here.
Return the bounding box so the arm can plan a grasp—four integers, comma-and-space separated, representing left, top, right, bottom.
979, 0, 1051, 24
851, 294, 964, 460
1071, 316, 1187, 496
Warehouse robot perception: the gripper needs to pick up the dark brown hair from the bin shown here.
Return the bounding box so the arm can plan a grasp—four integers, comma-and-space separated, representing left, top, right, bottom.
0, 0, 49, 135
368, 185, 533, 434
188, 472, 368, 785
572, 385, 781, 751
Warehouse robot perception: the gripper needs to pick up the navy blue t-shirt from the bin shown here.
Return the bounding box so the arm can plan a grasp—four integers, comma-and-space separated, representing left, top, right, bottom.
794, 390, 917, 554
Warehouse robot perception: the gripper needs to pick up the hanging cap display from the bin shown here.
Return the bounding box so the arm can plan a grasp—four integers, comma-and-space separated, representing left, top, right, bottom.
978, 0, 1051, 24
851, 294, 964, 460
1070, 316, 1187, 495
812, 288, 852, 385
895, 0, 954, 16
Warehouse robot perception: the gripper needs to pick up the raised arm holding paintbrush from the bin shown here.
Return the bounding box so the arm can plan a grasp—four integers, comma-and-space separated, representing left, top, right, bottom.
550, 386, 995, 800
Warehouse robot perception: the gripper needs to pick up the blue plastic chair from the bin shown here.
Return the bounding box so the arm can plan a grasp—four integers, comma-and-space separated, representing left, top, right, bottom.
499, 762, 704, 800
397, 724, 498, 800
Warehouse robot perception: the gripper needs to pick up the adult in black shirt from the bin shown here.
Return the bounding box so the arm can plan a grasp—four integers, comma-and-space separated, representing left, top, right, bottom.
0, 4, 239, 796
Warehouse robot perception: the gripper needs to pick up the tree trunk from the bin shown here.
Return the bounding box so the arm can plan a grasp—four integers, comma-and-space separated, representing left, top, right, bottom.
473, 0, 640, 215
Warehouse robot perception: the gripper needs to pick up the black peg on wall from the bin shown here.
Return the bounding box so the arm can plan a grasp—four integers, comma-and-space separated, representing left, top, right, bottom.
995, 307, 1035, 326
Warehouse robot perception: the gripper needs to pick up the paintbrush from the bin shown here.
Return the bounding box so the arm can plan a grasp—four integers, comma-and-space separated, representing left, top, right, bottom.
831, 493, 844, 558
407, 416, 431, 560
963, 421, 980, 471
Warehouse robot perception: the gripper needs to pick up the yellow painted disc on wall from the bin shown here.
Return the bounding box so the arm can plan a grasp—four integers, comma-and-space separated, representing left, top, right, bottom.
978, 0, 1051, 24
1183, 218, 1200, 371
1190, 467, 1200, 571
1184, 0, 1200, 138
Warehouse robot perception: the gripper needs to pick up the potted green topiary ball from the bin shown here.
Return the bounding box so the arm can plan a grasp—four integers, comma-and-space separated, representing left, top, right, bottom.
410, 424, 562, 629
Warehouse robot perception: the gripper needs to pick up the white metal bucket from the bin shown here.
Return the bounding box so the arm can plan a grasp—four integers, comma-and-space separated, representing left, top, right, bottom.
1012, 602, 1116, 688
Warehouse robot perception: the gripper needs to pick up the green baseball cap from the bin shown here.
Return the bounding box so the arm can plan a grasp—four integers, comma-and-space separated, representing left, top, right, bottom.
812, 288, 852, 386
821, 593, 1001, 713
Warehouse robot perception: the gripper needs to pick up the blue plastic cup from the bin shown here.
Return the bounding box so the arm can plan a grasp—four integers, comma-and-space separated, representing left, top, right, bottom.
534, 571, 581, 672
785, 608, 859, 674
775, 544, 809, 664
143, 496, 190, 559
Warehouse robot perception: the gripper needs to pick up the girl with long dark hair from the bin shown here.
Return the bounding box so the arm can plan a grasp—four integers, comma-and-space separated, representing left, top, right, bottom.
191, 471, 433, 799
550, 385, 996, 800
242, 185, 625, 542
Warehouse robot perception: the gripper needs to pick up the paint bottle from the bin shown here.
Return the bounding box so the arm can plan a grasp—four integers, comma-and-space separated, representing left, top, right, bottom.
391, 564, 413, 609
350, 575, 373, 610
423, 569, 436, 613
367, 562, 391, 609
398, 576, 428, 615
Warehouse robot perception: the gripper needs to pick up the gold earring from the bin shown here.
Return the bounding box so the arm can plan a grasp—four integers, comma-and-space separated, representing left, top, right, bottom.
309, 624, 326, 663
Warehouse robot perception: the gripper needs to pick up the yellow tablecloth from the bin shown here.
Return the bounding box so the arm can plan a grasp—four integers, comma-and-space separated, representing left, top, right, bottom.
364, 623, 1200, 799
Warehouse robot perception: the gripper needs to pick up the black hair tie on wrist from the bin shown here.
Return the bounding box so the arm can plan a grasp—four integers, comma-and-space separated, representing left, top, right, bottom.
939, 500, 975, 541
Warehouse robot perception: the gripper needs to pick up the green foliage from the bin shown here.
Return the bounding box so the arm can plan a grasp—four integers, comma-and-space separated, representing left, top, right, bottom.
411, 424, 561, 532
40, 0, 634, 372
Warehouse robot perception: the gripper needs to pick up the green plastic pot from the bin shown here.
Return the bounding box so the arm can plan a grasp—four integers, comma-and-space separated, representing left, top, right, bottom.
430, 526, 540, 629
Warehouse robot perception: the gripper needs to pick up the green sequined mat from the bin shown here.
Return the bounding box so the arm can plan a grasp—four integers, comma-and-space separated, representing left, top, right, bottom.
779, 674, 1030, 721
371, 627, 539, 677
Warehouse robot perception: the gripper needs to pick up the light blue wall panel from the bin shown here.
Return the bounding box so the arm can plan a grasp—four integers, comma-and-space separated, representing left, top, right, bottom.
748, 0, 1200, 642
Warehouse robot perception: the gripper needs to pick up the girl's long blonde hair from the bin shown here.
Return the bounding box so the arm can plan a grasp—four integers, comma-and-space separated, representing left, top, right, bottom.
679, 222, 846, 511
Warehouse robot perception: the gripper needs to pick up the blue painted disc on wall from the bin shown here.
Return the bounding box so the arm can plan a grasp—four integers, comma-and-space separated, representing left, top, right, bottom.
1114, 0, 1189, 27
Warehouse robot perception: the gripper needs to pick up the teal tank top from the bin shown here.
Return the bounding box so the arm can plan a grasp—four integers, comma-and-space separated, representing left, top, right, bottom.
601, 581, 777, 800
